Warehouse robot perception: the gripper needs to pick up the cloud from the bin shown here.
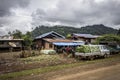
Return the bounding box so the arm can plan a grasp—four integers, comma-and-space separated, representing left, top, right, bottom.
0, 0, 120, 36
0, 0, 31, 35
32, 0, 120, 28
0, 9, 32, 35
0, 0, 30, 17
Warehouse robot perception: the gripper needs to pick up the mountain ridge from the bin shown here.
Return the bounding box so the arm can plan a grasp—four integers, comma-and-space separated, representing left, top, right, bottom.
32, 24, 118, 37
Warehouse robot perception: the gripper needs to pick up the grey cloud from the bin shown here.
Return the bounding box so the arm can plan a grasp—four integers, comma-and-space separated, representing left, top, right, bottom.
32, 0, 120, 28
0, 0, 31, 35
32, 9, 46, 20
0, 0, 30, 17
1, 0, 120, 35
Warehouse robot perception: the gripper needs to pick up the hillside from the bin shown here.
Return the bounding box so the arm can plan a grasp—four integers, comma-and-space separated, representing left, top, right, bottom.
32, 24, 118, 37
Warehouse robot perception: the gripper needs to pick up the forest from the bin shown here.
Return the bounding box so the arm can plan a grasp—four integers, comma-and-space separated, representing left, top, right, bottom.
32, 24, 118, 37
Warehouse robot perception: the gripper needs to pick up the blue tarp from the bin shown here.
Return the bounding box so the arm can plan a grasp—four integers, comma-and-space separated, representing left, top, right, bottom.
53, 42, 84, 46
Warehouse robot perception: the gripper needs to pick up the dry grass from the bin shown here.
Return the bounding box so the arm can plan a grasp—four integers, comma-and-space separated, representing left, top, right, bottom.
0, 54, 120, 80
0, 51, 77, 74
21, 55, 62, 63
0, 52, 21, 59
0, 51, 119, 75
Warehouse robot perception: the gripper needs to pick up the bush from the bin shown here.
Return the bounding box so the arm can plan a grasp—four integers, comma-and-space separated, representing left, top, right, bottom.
20, 51, 27, 58
31, 51, 36, 56
96, 34, 120, 44
19, 50, 40, 58
20, 51, 31, 58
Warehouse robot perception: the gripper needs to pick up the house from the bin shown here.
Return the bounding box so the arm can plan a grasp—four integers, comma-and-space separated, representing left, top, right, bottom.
34, 31, 65, 49
0, 39, 23, 52
71, 33, 99, 43
43, 38, 84, 49
34, 31, 84, 50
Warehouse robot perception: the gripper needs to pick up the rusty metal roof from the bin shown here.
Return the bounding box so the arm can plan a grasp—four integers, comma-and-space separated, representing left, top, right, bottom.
43, 38, 73, 43
73, 33, 99, 38
0, 39, 23, 41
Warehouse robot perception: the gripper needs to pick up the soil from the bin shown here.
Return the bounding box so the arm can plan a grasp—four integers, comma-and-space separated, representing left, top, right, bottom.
0, 52, 120, 80
12, 54, 120, 80
0, 52, 77, 74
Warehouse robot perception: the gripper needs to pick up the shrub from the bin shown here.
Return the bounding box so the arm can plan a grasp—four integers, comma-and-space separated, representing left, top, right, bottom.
31, 51, 36, 56
20, 51, 31, 58
96, 34, 120, 44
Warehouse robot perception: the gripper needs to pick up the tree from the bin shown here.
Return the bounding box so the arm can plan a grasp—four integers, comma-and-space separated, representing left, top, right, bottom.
32, 24, 118, 37
8, 30, 33, 47
66, 34, 72, 39
8, 31, 12, 36
117, 29, 120, 35
12, 30, 23, 39
96, 34, 120, 44
22, 31, 33, 47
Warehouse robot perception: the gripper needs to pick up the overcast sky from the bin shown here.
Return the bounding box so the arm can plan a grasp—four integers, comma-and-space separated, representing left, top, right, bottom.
0, 0, 120, 35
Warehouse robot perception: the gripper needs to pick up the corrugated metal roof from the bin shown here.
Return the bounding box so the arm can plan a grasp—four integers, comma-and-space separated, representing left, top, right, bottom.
43, 38, 73, 43
73, 33, 97, 38
35, 31, 65, 39
0, 39, 23, 41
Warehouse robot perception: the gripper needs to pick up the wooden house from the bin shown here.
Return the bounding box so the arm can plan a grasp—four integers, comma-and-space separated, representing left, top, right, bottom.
34, 31, 65, 49
34, 31, 84, 50
71, 33, 99, 43
0, 39, 23, 52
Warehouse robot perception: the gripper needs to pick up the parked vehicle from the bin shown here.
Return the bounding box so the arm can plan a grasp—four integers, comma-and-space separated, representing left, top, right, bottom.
108, 47, 119, 54
108, 45, 120, 54
75, 45, 110, 60
116, 47, 120, 53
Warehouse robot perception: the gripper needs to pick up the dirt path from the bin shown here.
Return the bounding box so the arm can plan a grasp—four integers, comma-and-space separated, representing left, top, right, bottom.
14, 58, 120, 80
52, 64, 120, 80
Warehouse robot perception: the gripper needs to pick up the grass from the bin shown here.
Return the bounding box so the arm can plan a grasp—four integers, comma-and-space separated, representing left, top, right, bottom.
20, 55, 61, 63
0, 52, 21, 59
0, 54, 120, 80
